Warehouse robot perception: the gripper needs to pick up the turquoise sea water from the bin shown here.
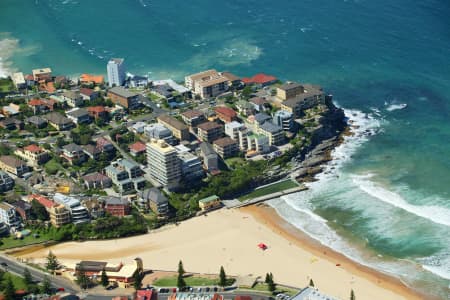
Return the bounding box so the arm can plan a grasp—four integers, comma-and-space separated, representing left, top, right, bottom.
1, 0, 449, 298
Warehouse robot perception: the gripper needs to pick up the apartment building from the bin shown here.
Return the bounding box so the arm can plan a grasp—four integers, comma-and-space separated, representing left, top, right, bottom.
146, 139, 181, 190
29, 194, 71, 228
273, 110, 294, 132
197, 121, 223, 143
280, 84, 326, 117
138, 188, 169, 216
157, 114, 190, 141
181, 110, 206, 127
105, 159, 146, 192
14, 144, 50, 166
276, 82, 304, 101
144, 123, 176, 145
258, 122, 285, 146
53, 193, 90, 225
107, 87, 140, 109
0, 171, 14, 193
0, 156, 30, 177
213, 137, 238, 159
107, 58, 126, 87
0, 202, 20, 227
185, 69, 229, 99
225, 121, 245, 140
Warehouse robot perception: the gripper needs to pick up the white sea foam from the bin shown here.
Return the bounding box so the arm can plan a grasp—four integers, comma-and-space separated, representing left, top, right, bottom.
0, 37, 20, 78
352, 174, 450, 227
385, 103, 407, 111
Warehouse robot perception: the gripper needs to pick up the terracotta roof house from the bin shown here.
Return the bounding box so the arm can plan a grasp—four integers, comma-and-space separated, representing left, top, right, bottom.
96, 137, 115, 153
214, 106, 238, 123
28, 98, 56, 114
87, 106, 108, 120
80, 74, 104, 85
80, 88, 99, 101
83, 172, 113, 189
129, 141, 146, 156
14, 144, 50, 166
241, 73, 277, 87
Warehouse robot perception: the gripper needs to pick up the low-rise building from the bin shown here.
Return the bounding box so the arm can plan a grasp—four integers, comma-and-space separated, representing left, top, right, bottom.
290, 287, 338, 300
0, 156, 30, 177
43, 112, 74, 131
213, 137, 238, 158
61, 143, 86, 165
87, 106, 108, 120
96, 137, 116, 155
144, 123, 176, 145
14, 144, 50, 166
103, 196, 131, 217
273, 110, 294, 132
198, 195, 221, 211
62, 90, 84, 107
105, 159, 146, 192
247, 134, 270, 154
199, 142, 219, 173
82, 172, 113, 189
280, 84, 326, 117
53, 193, 90, 224
80, 88, 99, 101
241, 73, 277, 87
276, 82, 304, 101
185, 69, 229, 99
214, 106, 238, 123
26, 116, 47, 128
236, 100, 255, 116
249, 97, 268, 112
107, 87, 140, 110
138, 188, 169, 216
12, 200, 31, 221
225, 121, 245, 141
157, 114, 190, 141
28, 194, 71, 227
80, 74, 104, 85
27, 98, 56, 114
197, 121, 223, 143
66, 108, 91, 125
181, 110, 206, 127
0, 118, 23, 130
32, 68, 52, 81
2, 103, 21, 117
12, 72, 26, 89
129, 141, 147, 157
0, 202, 21, 227
0, 171, 14, 192
258, 122, 285, 146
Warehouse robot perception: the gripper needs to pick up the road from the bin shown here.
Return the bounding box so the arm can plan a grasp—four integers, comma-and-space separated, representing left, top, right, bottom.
0, 254, 80, 294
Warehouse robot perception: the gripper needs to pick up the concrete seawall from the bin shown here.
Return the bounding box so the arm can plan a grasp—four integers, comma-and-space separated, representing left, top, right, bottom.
234, 185, 307, 208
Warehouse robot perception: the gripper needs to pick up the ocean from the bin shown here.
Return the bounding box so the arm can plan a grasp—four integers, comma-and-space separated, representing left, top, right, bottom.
1, 0, 449, 298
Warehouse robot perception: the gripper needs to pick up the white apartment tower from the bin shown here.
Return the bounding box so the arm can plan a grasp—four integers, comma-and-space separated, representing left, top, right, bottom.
146, 139, 182, 190
107, 58, 126, 87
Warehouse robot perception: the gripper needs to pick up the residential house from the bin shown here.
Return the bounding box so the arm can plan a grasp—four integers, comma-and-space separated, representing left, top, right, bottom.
0, 156, 30, 177
96, 137, 116, 157
32, 68, 52, 81
129, 141, 147, 157
82, 172, 113, 189
2, 103, 20, 117
25, 116, 47, 129
197, 121, 223, 143
236, 100, 255, 116
82, 144, 101, 160
80, 74, 104, 86
0, 202, 21, 227
61, 90, 84, 107
146, 139, 181, 190
0, 171, 14, 192
44, 112, 74, 130
185, 69, 229, 99
258, 122, 285, 145
107, 86, 140, 109
80, 88, 99, 101
199, 142, 219, 173
249, 97, 268, 112
14, 144, 50, 166
11, 72, 26, 89
241, 73, 277, 87
198, 195, 221, 211
181, 110, 206, 127
105, 159, 146, 192
27, 98, 56, 114
214, 106, 238, 123
61, 143, 86, 165
144, 123, 176, 145
53, 193, 90, 224
66, 108, 91, 125
102, 196, 130, 217
0, 118, 23, 130
157, 114, 190, 141
87, 106, 108, 120
138, 188, 169, 216
213, 137, 238, 158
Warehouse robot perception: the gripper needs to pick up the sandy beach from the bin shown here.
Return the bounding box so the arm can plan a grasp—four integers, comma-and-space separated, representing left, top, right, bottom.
13, 206, 425, 300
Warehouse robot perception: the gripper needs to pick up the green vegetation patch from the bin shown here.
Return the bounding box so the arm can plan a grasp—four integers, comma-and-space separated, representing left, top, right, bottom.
239, 180, 298, 201
0, 232, 53, 250
153, 276, 233, 287
0, 78, 14, 92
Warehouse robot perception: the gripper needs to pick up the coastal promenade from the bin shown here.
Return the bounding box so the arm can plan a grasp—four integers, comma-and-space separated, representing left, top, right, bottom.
226, 186, 307, 208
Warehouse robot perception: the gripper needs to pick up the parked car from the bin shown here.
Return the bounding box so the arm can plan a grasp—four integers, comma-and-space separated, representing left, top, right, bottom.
205, 287, 210, 292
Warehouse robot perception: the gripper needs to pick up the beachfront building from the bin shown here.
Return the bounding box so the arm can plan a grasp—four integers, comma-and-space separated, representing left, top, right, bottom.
146, 139, 181, 190
138, 188, 169, 216
273, 110, 294, 132
198, 195, 221, 212
53, 193, 90, 225
213, 137, 238, 159
258, 122, 285, 146
0, 171, 14, 193
14, 144, 50, 166
0, 202, 21, 227
102, 196, 131, 217
290, 287, 338, 300
185, 69, 229, 99
144, 123, 176, 145
157, 114, 190, 141
199, 142, 219, 173
107, 58, 126, 87
105, 159, 146, 192
241, 73, 277, 87
32, 68, 52, 81
107, 86, 140, 110
276, 82, 304, 101
0, 156, 30, 177
175, 145, 204, 181
28, 194, 71, 227
280, 84, 326, 117
80, 74, 104, 86
12, 72, 26, 89
197, 121, 223, 143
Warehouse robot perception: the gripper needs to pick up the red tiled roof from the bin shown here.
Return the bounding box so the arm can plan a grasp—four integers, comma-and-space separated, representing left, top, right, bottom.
80, 74, 104, 84
80, 88, 95, 96
25, 74, 34, 81
28, 98, 44, 106
87, 106, 107, 113
30, 194, 56, 208
24, 144, 43, 153
234, 296, 251, 300
129, 141, 146, 152
242, 73, 277, 85
136, 290, 153, 300
96, 137, 112, 147
214, 106, 237, 118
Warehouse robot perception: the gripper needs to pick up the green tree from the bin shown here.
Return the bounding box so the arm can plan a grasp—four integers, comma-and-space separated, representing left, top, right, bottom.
77, 266, 90, 289
101, 268, 109, 287
177, 272, 186, 289
30, 200, 50, 221
350, 289, 355, 300
46, 251, 59, 273
41, 275, 52, 295
3, 277, 15, 300
178, 260, 185, 276
265, 273, 270, 284
133, 270, 143, 290
309, 279, 314, 287
267, 273, 276, 292
23, 267, 33, 286
219, 266, 227, 287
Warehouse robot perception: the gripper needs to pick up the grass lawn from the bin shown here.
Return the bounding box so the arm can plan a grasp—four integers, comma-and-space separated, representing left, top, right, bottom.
239, 180, 299, 201
153, 276, 233, 287
239, 283, 299, 296
3, 272, 28, 290
0, 232, 53, 250
0, 78, 15, 93
44, 158, 65, 175
225, 157, 246, 169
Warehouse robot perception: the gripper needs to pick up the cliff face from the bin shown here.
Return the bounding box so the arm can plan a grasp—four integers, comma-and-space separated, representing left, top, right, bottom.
311, 104, 346, 147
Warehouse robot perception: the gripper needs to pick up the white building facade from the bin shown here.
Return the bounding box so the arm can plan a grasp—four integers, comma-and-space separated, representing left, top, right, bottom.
107, 58, 126, 87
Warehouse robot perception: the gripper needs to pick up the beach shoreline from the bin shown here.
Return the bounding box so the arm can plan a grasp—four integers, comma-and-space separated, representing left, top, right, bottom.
241, 204, 429, 300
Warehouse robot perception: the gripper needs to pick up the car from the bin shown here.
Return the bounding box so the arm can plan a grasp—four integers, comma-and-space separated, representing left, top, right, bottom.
57, 287, 65, 292
106, 285, 116, 290
198, 288, 203, 292
205, 287, 210, 292
213, 287, 218, 292
172, 288, 177, 293
0, 262, 7, 267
